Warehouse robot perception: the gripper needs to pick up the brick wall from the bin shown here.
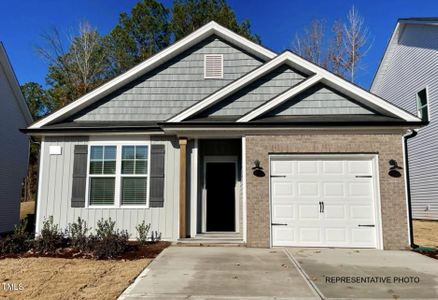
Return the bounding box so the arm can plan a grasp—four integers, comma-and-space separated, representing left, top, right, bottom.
245, 133, 409, 250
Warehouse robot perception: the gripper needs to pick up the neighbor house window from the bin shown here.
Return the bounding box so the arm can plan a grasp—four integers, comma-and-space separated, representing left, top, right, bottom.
89, 146, 116, 205
87, 142, 150, 207
204, 54, 223, 79
121, 146, 149, 205
416, 88, 429, 121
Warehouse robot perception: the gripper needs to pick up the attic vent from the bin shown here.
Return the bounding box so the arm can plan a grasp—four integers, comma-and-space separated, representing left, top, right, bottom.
204, 54, 223, 79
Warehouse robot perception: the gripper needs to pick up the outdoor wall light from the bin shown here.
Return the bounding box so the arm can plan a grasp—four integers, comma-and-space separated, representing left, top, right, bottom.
252, 160, 265, 177
388, 159, 402, 177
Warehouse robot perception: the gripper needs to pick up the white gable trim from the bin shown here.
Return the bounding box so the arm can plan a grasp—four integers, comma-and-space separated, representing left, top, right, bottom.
171, 51, 421, 123
29, 22, 276, 129
237, 74, 322, 122
0, 43, 33, 125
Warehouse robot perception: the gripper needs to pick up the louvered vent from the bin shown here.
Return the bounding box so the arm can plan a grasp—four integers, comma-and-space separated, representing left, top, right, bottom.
204, 54, 223, 79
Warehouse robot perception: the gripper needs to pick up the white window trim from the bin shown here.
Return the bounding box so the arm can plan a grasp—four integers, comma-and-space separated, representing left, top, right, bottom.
416, 86, 431, 121
85, 139, 151, 209
204, 54, 224, 79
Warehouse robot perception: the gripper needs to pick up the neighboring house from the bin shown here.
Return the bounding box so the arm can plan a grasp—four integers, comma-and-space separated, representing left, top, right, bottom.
24, 22, 424, 250
372, 18, 438, 220
0, 43, 33, 233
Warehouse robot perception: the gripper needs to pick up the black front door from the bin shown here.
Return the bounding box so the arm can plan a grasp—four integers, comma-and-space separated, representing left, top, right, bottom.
206, 162, 235, 231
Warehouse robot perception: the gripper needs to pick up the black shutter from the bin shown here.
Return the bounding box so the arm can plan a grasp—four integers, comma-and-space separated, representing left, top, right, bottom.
149, 144, 165, 207
71, 145, 88, 207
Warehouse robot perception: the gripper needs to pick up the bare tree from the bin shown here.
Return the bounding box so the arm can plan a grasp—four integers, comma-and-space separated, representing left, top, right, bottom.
343, 6, 372, 82
293, 19, 326, 67
327, 20, 346, 77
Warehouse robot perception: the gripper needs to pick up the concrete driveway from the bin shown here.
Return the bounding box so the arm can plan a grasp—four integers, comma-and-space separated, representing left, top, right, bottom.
119, 246, 318, 299
287, 248, 438, 299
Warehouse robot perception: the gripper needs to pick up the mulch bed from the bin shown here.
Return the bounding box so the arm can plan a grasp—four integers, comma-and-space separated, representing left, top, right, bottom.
0, 241, 171, 260
413, 247, 438, 260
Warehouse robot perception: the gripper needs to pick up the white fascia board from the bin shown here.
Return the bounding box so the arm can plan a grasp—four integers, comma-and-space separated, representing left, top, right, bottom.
168, 52, 294, 122
29, 21, 276, 129
237, 74, 322, 122
282, 52, 421, 122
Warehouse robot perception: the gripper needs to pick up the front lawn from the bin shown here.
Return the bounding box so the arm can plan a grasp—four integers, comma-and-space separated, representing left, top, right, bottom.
0, 257, 150, 299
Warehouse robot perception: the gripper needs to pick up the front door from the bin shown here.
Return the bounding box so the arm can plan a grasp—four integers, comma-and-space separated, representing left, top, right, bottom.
206, 162, 236, 231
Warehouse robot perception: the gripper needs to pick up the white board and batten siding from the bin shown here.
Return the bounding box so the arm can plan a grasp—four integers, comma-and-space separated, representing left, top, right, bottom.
270, 155, 381, 249
37, 136, 179, 240
371, 23, 438, 220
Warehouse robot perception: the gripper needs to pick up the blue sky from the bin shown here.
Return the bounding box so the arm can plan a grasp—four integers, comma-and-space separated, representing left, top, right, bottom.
0, 0, 436, 89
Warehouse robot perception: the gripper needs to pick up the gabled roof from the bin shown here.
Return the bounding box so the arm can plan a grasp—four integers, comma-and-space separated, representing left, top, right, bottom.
0, 43, 33, 125
29, 21, 276, 129
371, 17, 438, 92
169, 51, 421, 123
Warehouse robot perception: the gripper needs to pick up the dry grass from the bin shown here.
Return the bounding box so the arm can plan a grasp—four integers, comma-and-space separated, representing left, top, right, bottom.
19, 201, 35, 220
413, 220, 438, 247
0, 257, 150, 300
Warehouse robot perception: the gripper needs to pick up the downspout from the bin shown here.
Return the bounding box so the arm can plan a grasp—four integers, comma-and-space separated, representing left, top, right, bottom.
403, 129, 418, 249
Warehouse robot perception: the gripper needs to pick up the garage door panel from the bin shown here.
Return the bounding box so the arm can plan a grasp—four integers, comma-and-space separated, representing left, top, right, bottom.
271, 156, 378, 248
298, 182, 319, 196
298, 204, 320, 220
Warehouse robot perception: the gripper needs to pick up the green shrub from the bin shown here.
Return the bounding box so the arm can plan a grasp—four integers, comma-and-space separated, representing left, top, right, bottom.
135, 221, 151, 245
67, 217, 92, 251
34, 216, 65, 254
93, 218, 129, 258
0, 219, 31, 254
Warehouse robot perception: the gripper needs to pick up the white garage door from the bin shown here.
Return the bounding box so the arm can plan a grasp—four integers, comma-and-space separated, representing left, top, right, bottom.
271, 155, 380, 248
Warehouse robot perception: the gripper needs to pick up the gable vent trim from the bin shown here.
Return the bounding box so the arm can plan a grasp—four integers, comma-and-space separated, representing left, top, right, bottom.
204, 54, 223, 79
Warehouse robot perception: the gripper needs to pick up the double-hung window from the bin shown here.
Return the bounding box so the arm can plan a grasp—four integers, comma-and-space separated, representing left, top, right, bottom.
89, 146, 116, 205
87, 142, 150, 207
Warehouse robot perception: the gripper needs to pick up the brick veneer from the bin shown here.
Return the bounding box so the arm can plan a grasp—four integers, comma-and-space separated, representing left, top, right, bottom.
245, 133, 409, 250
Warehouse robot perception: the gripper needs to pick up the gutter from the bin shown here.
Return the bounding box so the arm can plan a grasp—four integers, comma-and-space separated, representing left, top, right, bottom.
404, 129, 418, 249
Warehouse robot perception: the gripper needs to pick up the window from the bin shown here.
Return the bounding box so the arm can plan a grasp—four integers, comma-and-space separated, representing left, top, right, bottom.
121, 146, 148, 205
87, 142, 150, 207
89, 146, 116, 205
204, 54, 223, 79
416, 88, 429, 121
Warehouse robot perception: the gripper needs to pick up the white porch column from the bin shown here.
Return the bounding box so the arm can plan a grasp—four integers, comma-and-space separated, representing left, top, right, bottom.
242, 136, 247, 243
190, 139, 198, 238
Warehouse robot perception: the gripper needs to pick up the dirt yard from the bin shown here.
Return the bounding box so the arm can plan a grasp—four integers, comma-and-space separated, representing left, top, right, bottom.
413, 220, 438, 247
0, 257, 151, 300
19, 201, 35, 220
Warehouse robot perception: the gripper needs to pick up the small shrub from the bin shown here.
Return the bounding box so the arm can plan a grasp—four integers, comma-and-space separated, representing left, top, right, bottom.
151, 231, 162, 243
67, 217, 92, 251
34, 216, 65, 254
136, 221, 151, 245
0, 219, 31, 254
94, 218, 129, 258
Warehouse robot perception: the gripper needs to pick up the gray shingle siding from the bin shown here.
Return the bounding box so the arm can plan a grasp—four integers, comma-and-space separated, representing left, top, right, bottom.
372, 23, 438, 220
71, 36, 264, 122
266, 83, 374, 116
195, 65, 306, 117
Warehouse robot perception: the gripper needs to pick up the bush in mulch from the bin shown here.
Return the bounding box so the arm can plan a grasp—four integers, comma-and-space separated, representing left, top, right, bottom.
0, 216, 170, 260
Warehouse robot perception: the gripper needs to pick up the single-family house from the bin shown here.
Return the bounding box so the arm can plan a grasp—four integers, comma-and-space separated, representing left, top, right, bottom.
372, 18, 438, 220
0, 43, 33, 233
23, 22, 424, 249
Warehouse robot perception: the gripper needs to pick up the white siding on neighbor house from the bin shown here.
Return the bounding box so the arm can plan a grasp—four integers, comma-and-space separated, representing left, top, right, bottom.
0, 60, 29, 233
72, 36, 263, 122
37, 136, 180, 240
371, 23, 438, 219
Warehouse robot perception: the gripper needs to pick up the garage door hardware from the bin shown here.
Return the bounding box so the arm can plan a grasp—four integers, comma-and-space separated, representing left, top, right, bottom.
355, 175, 372, 178
270, 175, 287, 178
319, 201, 325, 213
272, 223, 288, 226
358, 224, 375, 227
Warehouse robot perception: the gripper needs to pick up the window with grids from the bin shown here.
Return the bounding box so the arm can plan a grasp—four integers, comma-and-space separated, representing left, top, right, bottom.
89, 146, 116, 205
121, 146, 149, 205
416, 88, 429, 121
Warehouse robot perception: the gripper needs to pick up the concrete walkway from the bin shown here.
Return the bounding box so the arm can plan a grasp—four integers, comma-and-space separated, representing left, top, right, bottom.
287, 248, 438, 299
119, 246, 319, 299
